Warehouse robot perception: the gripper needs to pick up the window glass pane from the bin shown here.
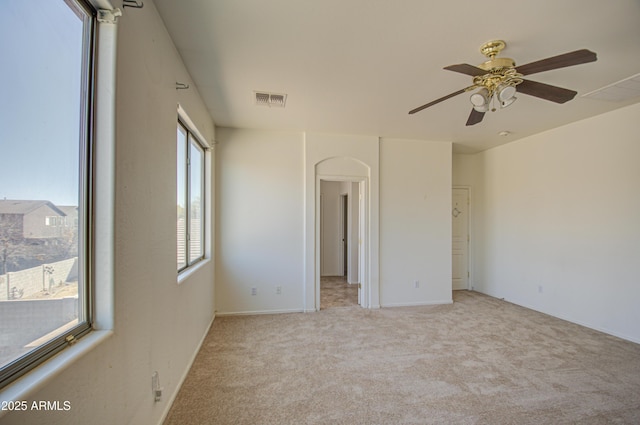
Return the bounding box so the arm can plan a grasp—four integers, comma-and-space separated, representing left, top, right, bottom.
177, 119, 206, 272
189, 139, 204, 262
0, 0, 90, 375
177, 125, 187, 270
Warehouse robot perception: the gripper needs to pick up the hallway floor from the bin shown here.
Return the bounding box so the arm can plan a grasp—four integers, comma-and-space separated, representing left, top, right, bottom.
320, 275, 358, 309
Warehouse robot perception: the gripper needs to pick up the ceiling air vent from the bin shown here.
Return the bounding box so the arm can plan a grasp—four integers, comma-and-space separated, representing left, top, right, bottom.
254, 91, 287, 107
582, 73, 640, 102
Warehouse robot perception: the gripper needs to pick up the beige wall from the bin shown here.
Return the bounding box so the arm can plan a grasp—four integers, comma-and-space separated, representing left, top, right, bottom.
380, 138, 452, 306
215, 128, 305, 314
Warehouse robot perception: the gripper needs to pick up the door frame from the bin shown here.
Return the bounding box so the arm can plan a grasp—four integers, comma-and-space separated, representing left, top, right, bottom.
340, 193, 348, 277
316, 176, 368, 309
452, 185, 472, 290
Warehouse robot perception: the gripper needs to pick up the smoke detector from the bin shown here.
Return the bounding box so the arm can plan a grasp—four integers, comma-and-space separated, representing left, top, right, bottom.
254, 91, 287, 107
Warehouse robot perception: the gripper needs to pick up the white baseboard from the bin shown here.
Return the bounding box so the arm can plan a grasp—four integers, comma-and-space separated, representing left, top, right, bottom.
216, 308, 304, 317
158, 314, 216, 425
381, 299, 453, 308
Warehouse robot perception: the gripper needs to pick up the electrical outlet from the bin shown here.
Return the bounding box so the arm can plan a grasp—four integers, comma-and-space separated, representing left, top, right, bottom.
276, 286, 282, 295
152, 371, 163, 402
414, 280, 419, 289
251, 287, 257, 296
538, 285, 543, 294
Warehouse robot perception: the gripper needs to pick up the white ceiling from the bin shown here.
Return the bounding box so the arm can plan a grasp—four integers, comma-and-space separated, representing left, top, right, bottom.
153, 0, 640, 153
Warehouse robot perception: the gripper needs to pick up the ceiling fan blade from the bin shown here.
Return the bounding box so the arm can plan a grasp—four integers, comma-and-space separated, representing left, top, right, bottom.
408, 88, 467, 114
517, 79, 577, 103
516, 49, 597, 76
466, 108, 485, 126
444, 63, 486, 77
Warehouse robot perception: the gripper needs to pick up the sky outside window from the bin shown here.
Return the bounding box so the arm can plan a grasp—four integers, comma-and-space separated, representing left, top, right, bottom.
0, 0, 83, 206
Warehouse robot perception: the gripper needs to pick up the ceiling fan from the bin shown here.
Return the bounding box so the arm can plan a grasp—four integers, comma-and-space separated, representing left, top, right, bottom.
409, 40, 597, 126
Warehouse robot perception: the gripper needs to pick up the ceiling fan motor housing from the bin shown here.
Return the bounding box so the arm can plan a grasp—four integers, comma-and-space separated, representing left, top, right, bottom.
478, 57, 516, 72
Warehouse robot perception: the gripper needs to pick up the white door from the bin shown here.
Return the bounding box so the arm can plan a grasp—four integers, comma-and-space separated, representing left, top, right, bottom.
452, 188, 469, 290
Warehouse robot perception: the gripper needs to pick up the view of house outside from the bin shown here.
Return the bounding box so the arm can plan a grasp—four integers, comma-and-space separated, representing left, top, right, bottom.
0, 200, 80, 366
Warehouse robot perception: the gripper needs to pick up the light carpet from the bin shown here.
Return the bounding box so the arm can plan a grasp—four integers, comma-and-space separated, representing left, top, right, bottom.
164, 291, 640, 424
320, 276, 358, 309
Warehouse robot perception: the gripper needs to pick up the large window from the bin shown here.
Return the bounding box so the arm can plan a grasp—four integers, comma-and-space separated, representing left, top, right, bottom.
177, 120, 205, 272
0, 0, 94, 388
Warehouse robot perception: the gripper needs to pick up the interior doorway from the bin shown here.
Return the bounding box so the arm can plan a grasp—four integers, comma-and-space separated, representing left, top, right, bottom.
306, 154, 377, 312
319, 179, 363, 309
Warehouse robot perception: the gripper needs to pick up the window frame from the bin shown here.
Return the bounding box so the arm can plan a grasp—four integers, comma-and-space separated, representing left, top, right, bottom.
0, 0, 95, 389
177, 118, 206, 273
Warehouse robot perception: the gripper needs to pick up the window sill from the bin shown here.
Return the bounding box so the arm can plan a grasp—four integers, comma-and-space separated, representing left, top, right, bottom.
177, 258, 211, 285
0, 330, 113, 416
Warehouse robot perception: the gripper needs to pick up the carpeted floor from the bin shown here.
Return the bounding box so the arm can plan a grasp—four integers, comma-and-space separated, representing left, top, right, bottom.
320, 275, 358, 309
164, 291, 640, 425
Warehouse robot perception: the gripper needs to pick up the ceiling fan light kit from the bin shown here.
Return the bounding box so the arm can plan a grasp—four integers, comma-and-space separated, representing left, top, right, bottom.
497, 84, 517, 103
500, 95, 517, 109
470, 89, 489, 108
471, 82, 518, 113
409, 39, 597, 126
